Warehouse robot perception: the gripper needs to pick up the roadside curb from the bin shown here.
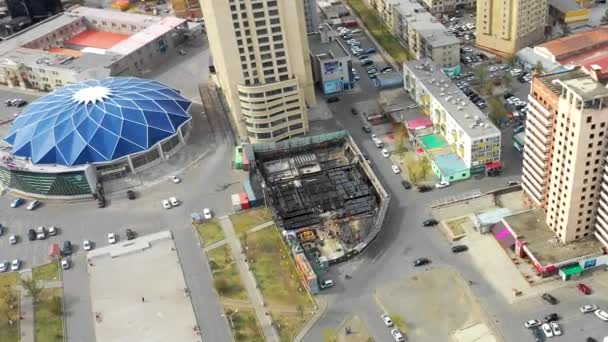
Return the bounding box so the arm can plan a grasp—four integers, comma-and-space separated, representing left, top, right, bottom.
292, 297, 328, 342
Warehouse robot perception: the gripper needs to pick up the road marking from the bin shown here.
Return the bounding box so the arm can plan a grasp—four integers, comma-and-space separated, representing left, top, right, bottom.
370, 249, 385, 264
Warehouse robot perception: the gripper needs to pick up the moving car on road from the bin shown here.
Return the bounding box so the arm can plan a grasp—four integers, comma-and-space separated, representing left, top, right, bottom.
391, 165, 400, 174
451, 245, 468, 253
414, 257, 430, 267
401, 180, 411, 190
127, 190, 136, 200
542, 293, 558, 305
435, 181, 450, 189
108, 233, 117, 244
581, 304, 598, 313
381, 148, 389, 157
171, 176, 181, 184
390, 329, 405, 342
381, 314, 394, 327
417, 185, 432, 193
423, 219, 438, 227
578, 283, 591, 295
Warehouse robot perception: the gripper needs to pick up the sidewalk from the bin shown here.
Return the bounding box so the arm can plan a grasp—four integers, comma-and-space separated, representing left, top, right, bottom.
293, 297, 328, 342
218, 217, 280, 342
18, 270, 34, 342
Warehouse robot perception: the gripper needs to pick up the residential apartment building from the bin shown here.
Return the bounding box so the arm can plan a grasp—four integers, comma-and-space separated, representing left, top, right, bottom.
522, 64, 608, 249
303, 0, 320, 33
308, 24, 355, 94
171, 0, 203, 18
419, 0, 476, 14
403, 59, 501, 169
476, 0, 548, 57
200, 0, 316, 143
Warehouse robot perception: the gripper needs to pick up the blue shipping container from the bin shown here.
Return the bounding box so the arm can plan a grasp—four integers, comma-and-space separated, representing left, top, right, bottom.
243, 180, 258, 207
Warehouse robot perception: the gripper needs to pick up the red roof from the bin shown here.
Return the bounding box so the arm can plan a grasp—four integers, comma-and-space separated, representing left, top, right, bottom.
581, 55, 608, 80
66, 30, 130, 49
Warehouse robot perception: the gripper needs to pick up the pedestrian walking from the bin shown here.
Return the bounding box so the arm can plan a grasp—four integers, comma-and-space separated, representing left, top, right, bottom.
141, 297, 145, 302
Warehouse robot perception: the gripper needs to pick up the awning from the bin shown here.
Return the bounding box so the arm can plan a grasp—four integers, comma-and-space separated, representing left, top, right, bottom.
560, 264, 584, 276
492, 226, 515, 248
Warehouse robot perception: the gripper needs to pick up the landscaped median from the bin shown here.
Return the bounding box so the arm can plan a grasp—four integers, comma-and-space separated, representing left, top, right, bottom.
34, 287, 63, 342
244, 225, 316, 342
226, 308, 265, 342
207, 245, 247, 300
0, 273, 19, 342
33, 262, 60, 282
229, 207, 273, 236
345, 0, 411, 64
195, 218, 225, 247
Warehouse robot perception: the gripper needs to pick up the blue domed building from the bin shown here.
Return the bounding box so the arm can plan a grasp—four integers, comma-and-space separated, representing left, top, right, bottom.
0, 77, 192, 198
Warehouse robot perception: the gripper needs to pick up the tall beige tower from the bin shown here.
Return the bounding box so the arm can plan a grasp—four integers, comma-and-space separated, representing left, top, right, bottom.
476, 0, 547, 57
200, 0, 316, 143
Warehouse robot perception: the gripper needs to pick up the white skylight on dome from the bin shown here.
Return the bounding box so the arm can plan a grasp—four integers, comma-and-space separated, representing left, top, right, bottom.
72, 86, 112, 105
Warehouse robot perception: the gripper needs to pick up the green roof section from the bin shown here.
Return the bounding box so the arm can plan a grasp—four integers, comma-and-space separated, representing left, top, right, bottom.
560, 264, 584, 276
419, 134, 448, 150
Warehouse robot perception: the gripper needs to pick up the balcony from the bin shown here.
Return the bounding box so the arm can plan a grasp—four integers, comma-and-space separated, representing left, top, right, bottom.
523, 157, 546, 180
522, 179, 544, 205
526, 116, 551, 136
595, 231, 608, 250
528, 96, 553, 120
524, 148, 548, 170
522, 166, 545, 191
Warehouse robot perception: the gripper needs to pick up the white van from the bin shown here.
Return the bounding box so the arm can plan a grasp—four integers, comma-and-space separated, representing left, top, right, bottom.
373, 137, 383, 148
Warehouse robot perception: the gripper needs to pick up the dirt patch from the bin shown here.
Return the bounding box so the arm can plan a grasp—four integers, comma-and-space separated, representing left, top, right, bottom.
337, 315, 372, 342
375, 266, 501, 341
443, 216, 473, 240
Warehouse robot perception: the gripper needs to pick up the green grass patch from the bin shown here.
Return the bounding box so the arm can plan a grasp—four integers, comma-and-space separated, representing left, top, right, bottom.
0, 272, 18, 288
247, 226, 314, 309
0, 279, 19, 342
34, 287, 64, 342
33, 262, 60, 282
230, 207, 273, 236
345, 0, 411, 64
391, 314, 410, 334
271, 312, 310, 342
228, 308, 264, 342
195, 219, 225, 247
207, 245, 248, 300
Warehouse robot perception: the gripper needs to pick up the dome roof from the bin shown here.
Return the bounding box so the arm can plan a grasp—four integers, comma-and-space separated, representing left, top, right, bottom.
5, 77, 191, 166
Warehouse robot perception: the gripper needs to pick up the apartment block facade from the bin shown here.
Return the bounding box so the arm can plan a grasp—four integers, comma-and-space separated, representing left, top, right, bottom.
200, 0, 316, 143
476, 0, 547, 57
522, 66, 608, 249
419, 0, 476, 14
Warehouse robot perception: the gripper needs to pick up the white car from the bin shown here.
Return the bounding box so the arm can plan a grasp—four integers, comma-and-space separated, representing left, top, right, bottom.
550, 321, 561, 336
381, 148, 389, 157
26, 200, 40, 210
541, 323, 553, 337
108, 233, 116, 244
169, 197, 180, 206
61, 258, 70, 270
320, 279, 334, 289
435, 181, 450, 189
9, 235, 17, 245
171, 176, 181, 184
381, 314, 394, 327
391, 165, 400, 174
36, 226, 46, 240
351, 29, 362, 34
524, 319, 541, 328
83, 240, 92, 251
595, 309, 608, 321
10, 259, 20, 271
203, 208, 213, 219
162, 199, 172, 209
371, 134, 377, 140
0, 261, 7, 272
390, 329, 405, 342
581, 304, 598, 313
48, 226, 57, 236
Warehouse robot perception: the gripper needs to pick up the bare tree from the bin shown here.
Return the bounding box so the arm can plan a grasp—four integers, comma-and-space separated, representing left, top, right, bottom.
20, 277, 42, 304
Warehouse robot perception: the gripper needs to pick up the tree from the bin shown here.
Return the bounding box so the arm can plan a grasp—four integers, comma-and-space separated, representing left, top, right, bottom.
502, 72, 513, 90
20, 277, 42, 304
488, 96, 507, 125
473, 65, 488, 88
0, 286, 18, 310
323, 328, 338, 342
394, 124, 409, 154
534, 61, 545, 75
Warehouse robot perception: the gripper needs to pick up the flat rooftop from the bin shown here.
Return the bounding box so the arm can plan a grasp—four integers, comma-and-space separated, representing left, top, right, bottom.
405, 59, 500, 139
431, 150, 468, 176
87, 231, 199, 342
503, 209, 604, 266
393, 0, 459, 48
308, 31, 349, 60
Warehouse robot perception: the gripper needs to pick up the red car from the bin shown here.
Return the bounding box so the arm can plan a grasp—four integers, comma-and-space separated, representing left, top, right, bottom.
577, 283, 591, 295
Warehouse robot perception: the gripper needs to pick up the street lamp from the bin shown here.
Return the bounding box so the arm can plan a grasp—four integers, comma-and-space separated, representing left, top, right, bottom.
221, 309, 238, 330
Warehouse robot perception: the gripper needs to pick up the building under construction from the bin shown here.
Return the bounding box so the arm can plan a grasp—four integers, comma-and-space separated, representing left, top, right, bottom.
245, 131, 389, 265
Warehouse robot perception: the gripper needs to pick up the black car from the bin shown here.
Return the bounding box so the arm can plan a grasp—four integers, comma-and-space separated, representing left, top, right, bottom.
401, 180, 411, 190
126, 190, 136, 200
422, 219, 438, 227
62, 240, 72, 256
327, 96, 340, 103
97, 196, 105, 208
414, 257, 430, 267
531, 326, 544, 342
543, 313, 559, 322
28, 229, 36, 241
362, 126, 372, 133
503, 92, 514, 99
586, 338, 597, 342
451, 245, 468, 253
351, 108, 358, 115
417, 185, 432, 193
14, 100, 27, 107
126, 228, 136, 240
542, 293, 558, 305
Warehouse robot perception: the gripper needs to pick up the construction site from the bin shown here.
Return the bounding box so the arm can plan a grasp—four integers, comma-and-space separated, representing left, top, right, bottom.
245, 131, 390, 276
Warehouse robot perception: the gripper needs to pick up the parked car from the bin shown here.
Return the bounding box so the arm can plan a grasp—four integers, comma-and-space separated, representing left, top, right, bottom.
327, 96, 339, 103
507, 180, 521, 186
451, 245, 468, 253
0, 261, 7, 272
169, 197, 180, 206
108, 233, 117, 244
83, 240, 92, 251
26, 200, 40, 210
203, 208, 213, 219
580, 304, 598, 313
541, 323, 553, 337
417, 185, 432, 193
320, 279, 334, 289
544, 313, 559, 322
126, 190, 136, 200
362, 126, 372, 133
36, 226, 46, 240
96, 196, 105, 208
10, 259, 20, 271
28, 229, 36, 241
414, 257, 430, 267
48, 226, 57, 236
390, 329, 405, 342
381, 148, 389, 157
550, 321, 561, 336
10, 198, 24, 208
577, 283, 591, 295
391, 165, 400, 174
435, 181, 450, 189
422, 219, 438, 227
381, 314, 394, 327
61, 258, 70, 270
401, 180, 411, 190
9, 235, 17, 245
171, 175, 181, 184
126, 228, 136, 240
524, 319, 541, 328
542, 293, 558, 305
62, 240, 72, 256
162, 199, 172, 209
594, 309, 608, 321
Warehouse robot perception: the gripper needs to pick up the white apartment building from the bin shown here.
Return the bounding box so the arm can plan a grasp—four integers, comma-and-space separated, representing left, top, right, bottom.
403, 59, 501, 168
200, 0, 316, 143
476, 0, 548, 57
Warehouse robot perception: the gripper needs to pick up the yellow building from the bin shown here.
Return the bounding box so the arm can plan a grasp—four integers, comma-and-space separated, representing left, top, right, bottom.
548, 0, 590, 26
